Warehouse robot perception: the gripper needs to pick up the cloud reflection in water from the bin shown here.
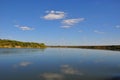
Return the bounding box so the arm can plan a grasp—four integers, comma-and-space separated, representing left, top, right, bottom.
41, 73, 64, 80
40, 64, 84, 80
13, 61, 32, 68
61, 65, 84, 75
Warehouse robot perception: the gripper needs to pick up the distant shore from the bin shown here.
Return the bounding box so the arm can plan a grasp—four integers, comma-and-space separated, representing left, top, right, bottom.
47, 45, 120, 51
0, 45, 120, 51
0, 39, 120, 51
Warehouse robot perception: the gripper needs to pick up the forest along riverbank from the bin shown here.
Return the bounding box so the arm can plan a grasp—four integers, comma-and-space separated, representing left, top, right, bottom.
48, 45, 120, 51
0, 39, 120, 51
0, 39, 46, 48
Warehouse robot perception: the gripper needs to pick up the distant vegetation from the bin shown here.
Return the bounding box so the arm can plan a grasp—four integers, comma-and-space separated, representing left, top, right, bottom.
0, 39, 120, 51
48, 45, 120, 51
0, 39, 46, 48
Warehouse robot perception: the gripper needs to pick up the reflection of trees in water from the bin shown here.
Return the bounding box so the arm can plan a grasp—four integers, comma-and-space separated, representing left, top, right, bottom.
0, 48, 45, 55
106, 76, 120, 80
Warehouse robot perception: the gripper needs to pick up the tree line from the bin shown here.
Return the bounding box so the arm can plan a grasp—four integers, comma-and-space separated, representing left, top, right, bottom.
48, 45, 120, 51
0, 39, 46, 48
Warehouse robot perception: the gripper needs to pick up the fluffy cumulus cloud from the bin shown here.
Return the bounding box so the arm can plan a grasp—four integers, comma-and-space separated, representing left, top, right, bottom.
43, 10, 66, 20
61, 18, 85, 28
94, 30, 105, 34
42, 10, 85, 28
62, 18, 85, 25
15, 25, 34, 31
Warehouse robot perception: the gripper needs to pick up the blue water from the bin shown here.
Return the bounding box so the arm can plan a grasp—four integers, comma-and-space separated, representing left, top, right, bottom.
0, 48, 120, 80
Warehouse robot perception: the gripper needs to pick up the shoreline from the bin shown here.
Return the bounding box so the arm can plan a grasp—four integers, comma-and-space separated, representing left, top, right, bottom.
47, 45, 120, 51
0, 45, 120, 51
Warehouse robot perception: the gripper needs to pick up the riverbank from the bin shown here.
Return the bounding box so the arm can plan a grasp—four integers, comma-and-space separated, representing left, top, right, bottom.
0, 39, 120, 51
48, 45, 120, 51
0, 39, 46, 48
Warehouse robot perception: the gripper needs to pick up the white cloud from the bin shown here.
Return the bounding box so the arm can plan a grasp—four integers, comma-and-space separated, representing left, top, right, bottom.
115, 25, 120, 28
61, 26, 72, 28
15, 25, 34, 31
94, 30, 105, 34
19, 26, 34, 31
43, 10, 66, 20
62, 18, 85, 25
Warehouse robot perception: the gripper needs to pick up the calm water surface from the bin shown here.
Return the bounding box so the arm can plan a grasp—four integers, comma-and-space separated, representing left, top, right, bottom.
0, 48, 120, 80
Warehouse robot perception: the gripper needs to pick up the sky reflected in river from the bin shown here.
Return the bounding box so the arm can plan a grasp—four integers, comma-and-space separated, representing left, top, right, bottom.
0, 48, 120, 80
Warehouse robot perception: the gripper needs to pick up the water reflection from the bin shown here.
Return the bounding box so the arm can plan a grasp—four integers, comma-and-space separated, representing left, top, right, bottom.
0, 48, 120, 80
40, 64, 84, 80
61, 64, 83, 75
13, 61, 32, 68
41, 73, 64, 80
0, 48, 45, 56
105, 76, 120, 80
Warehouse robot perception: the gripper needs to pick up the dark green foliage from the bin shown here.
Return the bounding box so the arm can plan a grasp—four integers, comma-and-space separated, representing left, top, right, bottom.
0, 39, 46, 48
48, 45, 120, 51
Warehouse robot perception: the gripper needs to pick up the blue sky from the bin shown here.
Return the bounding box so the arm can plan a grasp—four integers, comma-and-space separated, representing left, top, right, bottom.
0, 0, 120, 45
